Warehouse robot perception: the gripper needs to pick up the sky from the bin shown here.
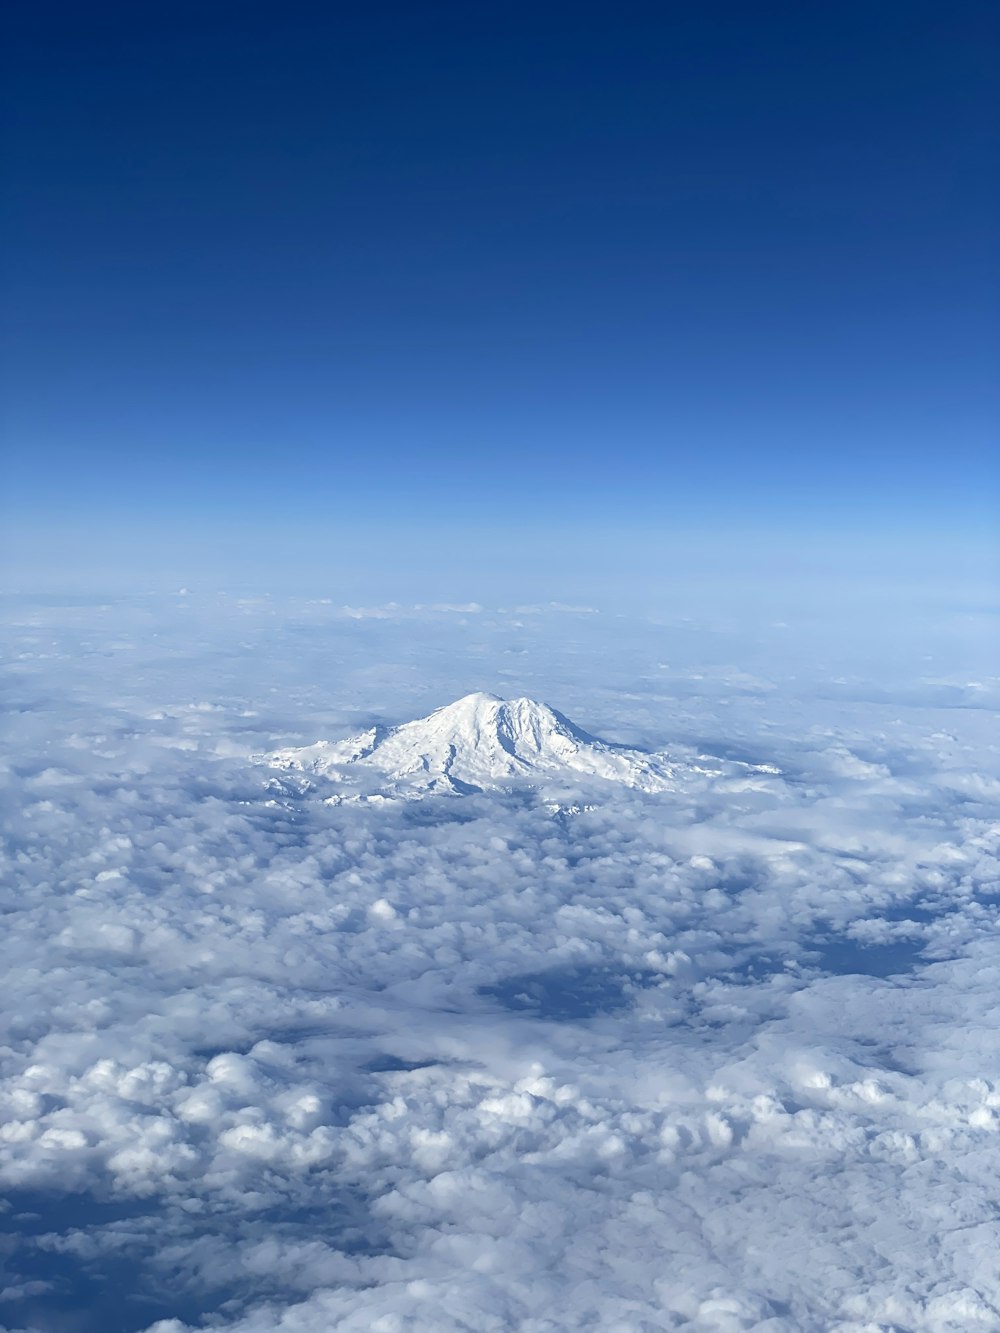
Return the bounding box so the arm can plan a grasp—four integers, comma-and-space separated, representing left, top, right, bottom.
3, 11, 1000, 1326
2, 0, 996, 594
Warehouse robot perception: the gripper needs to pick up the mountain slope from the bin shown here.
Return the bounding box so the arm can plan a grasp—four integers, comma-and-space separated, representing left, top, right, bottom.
256, 692, 682, 798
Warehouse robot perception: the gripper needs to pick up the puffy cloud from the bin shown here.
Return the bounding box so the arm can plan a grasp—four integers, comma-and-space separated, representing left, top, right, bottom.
1, 593, 998, 1331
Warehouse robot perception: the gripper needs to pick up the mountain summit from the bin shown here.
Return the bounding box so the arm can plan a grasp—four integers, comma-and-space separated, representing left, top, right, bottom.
256, 692, 682, 798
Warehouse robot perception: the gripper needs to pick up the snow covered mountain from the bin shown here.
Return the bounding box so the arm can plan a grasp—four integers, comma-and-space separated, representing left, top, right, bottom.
255, 692, 685, 799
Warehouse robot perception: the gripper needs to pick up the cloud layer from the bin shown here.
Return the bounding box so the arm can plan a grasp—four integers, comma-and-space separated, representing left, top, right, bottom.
2, 592, 999, 1332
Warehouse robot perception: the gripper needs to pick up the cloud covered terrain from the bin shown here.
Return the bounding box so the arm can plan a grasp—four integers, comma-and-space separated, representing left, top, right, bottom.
2, 590, 999, 1332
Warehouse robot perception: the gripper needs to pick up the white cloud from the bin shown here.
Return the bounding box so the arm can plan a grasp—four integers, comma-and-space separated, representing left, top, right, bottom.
1, 592, 998, 1331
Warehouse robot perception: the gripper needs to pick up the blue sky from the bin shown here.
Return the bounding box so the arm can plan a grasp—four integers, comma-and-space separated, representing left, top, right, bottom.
2, 0, 996, 592
2, 10, 1000, 1323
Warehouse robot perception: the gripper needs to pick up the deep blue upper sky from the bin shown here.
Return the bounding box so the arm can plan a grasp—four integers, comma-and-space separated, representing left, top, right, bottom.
2, 0, 996, 589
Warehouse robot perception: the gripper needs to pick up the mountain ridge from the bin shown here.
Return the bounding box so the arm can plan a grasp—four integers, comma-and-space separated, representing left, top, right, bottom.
255, 691, 684, 799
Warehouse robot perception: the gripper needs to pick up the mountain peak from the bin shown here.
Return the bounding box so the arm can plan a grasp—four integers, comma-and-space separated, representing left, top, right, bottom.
257, 692, 679, 799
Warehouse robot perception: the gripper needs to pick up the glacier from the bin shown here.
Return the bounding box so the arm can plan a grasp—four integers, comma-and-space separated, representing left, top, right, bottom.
254, 690, 772, 799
